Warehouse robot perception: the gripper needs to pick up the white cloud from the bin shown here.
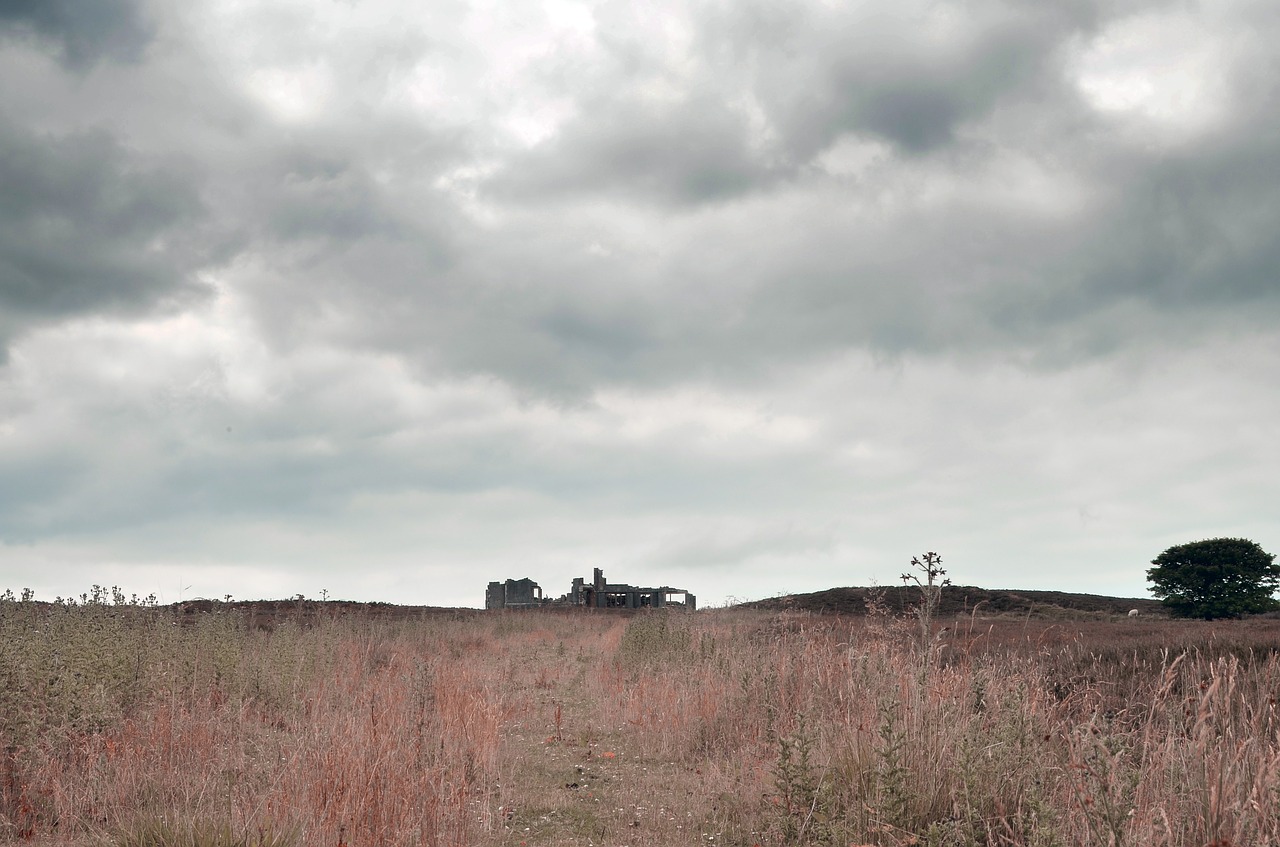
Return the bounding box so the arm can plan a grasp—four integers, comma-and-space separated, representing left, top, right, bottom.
1071, 8, 1236, 142
2, 0, 1278, 608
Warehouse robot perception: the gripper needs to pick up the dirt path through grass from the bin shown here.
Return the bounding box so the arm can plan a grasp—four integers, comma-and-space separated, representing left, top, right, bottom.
484, 614, 766, 847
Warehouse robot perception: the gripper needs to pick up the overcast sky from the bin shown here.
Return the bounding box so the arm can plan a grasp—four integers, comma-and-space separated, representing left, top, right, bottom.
1, 0, 1277, 608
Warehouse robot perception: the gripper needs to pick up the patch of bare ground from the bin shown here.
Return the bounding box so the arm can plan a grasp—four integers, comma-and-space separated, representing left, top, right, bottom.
481, 611, 768, 847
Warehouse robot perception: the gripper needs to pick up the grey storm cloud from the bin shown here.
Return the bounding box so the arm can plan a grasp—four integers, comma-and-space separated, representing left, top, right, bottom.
491, 0, 1106, 211
2, 0, 1279, 606
1089, 140, 1280, 311
269, 157, 406, 244
474, 0, 1280, 379
0, 122, 209, 357
0, 0, 153, 68
712, 0, 1101, 157
492, 93, 788, 205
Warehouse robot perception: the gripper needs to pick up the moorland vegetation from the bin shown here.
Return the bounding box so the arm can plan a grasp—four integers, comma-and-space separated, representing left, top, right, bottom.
2, 584, 1280, 846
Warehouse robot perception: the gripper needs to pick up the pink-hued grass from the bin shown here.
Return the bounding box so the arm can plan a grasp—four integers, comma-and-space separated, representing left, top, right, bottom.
5, 597, 1280, 845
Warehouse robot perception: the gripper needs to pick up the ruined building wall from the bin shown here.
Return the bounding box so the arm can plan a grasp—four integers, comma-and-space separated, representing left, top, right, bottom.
485, 578, 543, 609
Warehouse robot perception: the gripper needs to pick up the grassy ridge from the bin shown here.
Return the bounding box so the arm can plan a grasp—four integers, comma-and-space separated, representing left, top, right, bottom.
2, 594, 1279, 845
740, 584, 1166, 617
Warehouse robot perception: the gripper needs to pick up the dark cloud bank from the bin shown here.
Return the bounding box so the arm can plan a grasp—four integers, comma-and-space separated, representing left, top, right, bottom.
1, 0, 1278, 605
0, 0, 153, 68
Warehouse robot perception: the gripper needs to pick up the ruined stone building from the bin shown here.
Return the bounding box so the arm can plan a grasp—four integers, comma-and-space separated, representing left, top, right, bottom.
484, 577, 544, 610
570, 568, 695, 609
484, 568, 695, 610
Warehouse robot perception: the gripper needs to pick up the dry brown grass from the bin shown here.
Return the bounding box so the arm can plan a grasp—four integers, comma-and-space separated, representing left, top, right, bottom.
4, 595, 1280, 846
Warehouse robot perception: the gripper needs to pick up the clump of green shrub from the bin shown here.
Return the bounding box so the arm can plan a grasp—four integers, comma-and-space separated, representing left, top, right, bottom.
617, 613, 691, 664
0, 588, 175, 745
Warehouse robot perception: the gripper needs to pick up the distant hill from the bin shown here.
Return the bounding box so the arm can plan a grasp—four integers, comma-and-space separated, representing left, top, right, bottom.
737, 585, 1164, 619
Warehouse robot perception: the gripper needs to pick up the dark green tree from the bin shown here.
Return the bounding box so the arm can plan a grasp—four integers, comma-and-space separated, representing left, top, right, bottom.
1147, 538, 1280, 619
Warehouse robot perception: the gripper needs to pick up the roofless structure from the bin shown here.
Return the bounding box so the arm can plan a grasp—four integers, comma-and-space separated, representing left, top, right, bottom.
571, 568, 695, 610
484, 568, 695, 611
484, 577, 543, 610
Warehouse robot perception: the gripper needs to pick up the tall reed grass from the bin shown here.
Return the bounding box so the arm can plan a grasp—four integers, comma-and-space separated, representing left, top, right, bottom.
1, 596, 504, 846
4, 591, 1280, 845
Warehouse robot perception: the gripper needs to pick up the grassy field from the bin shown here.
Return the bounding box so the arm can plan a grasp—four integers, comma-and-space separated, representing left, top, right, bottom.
3, 591, 1280, 846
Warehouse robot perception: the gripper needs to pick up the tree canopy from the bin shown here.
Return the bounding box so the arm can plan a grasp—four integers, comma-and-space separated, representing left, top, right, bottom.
1147, 537, 1280, 620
